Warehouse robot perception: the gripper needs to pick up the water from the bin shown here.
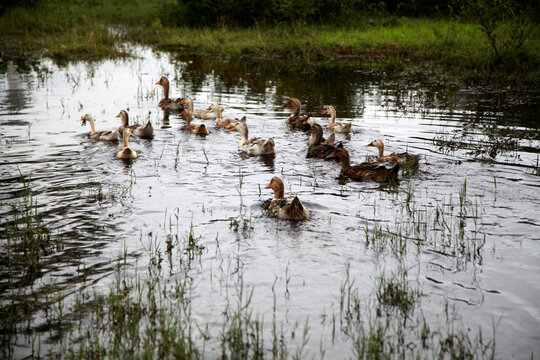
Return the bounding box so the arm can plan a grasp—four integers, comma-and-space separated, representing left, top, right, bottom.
1, 47, 539, 359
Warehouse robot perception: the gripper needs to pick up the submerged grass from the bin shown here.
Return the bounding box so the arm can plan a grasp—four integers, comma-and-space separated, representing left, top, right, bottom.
0, 0, 538, 86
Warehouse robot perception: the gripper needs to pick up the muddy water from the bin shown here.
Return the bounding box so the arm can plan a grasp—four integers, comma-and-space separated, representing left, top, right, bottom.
1, 47, 539, 358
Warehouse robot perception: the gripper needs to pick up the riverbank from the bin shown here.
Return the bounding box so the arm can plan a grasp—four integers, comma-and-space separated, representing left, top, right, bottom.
0, 0, 538, 87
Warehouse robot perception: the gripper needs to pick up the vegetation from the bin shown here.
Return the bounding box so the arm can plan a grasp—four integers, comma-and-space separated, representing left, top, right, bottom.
0, 0, 538, 86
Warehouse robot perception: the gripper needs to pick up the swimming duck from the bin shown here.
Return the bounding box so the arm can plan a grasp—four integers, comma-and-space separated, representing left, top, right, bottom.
116, 110, 154, 139
265, 177, 310, 221
323, 106, 352, 134
228, 117, 275, 156
326, 144, 399, 182
366, 139, 420, 168
179, 109, 210, 136
80, 114, 119, 141
209, 103, 234, 127
155, 76, 184, 111
116, 128, 138, 159
303, 117, 335, 145
180, 98, 224, 119
307, 124, 337, 159
282, 97, 311, 131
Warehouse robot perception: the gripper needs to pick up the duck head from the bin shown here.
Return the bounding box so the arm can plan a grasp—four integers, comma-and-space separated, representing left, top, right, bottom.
265, 176, 285, 199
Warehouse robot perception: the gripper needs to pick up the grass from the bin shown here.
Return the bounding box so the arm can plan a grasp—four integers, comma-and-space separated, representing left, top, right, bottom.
0, 170, 499, 359
0, 0, 538, 86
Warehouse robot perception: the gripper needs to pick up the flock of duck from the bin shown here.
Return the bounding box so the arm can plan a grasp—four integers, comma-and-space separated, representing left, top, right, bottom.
80, 76, 420, 222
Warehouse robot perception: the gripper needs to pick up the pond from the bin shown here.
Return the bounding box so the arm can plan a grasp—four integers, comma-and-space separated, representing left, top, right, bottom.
1, 46, 539, 359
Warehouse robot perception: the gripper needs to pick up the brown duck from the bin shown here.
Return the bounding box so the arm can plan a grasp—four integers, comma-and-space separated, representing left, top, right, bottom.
366, 139, 420, 168
282, 97, 311, 131
326, 144, 400, 182
179, 109, 209, 136
155, 76, 185, 111
116, 110, 154, 139
307, 124, 337, 159
265, 177, 310, 221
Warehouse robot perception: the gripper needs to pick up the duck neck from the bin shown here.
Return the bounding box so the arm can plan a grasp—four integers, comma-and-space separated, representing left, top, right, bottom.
330, 109, 336, 124
185, 98, 193, 110
162, 81, 170, 99
122, 130, 130, 147
377, 144, 384, 159
238, 124, 249, 143
184, 109, 192, 125
291, 101, 301, 116
339, 151, 350, 172
121, 112, 129, 127
274, 184, 284, 199
310, 127, 323, 146
215, 104, 222, 121
88, 117, 96, 133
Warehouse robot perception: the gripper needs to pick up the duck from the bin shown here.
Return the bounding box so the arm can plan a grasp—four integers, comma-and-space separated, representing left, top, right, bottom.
209, 103, 235, 127
155, 76, 184, 111
80, 113, 119, 141
282, 97, 311, 131
366, 139, 420, 168
228, 117, 275, 156
181, 98, 224, 119
323, 106, 352, 134
303, 117, 335, 145
116, 110, 154, 139
307, 124, 337, 159
179, 109, 209, 136
265, 177, 310, 221
326, 144, 400, 182
116, 128, 138, 159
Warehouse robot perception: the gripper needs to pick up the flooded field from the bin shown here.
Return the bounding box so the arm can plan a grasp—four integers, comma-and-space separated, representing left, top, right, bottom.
1, 47, 539, 359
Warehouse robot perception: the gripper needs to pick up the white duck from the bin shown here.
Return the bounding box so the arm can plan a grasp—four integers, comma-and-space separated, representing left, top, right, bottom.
116, 128, 138, 159
116, 110, 154, 139
80, 113, 119, 141
228, 117, 275, 156
323, 106, 352, 134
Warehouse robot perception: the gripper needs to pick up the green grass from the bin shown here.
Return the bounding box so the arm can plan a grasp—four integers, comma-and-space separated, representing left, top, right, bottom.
0, 0, 538, 85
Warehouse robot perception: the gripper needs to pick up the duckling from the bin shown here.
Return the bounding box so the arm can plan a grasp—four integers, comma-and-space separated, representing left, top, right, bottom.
323, 106, 352, 134
179, 109, 209, 136
265, 177, 310, 221
228, 116, 275, 156
282, 97, 311, 131
209, 103, 234, 127
116, 110, 154, 140
155, 76, 184, 111
307, 124, 337, 159
366, 139, 420, 168
116, 128, 139, 159
326, 144, 399, 182
80, 113, 119, 141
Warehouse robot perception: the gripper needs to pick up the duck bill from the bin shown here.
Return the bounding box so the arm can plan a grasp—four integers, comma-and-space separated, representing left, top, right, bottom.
206, 106, 212, 111
322, 109, 328, 114
228, 126, 236, 132
264, 184, 272, 189
155, 81, 161, 85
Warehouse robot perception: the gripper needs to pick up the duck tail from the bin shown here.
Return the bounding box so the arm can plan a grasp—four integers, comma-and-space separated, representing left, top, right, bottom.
264, 137, 275, 148
286, 196, 307, 220
324, 132, 336, 145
